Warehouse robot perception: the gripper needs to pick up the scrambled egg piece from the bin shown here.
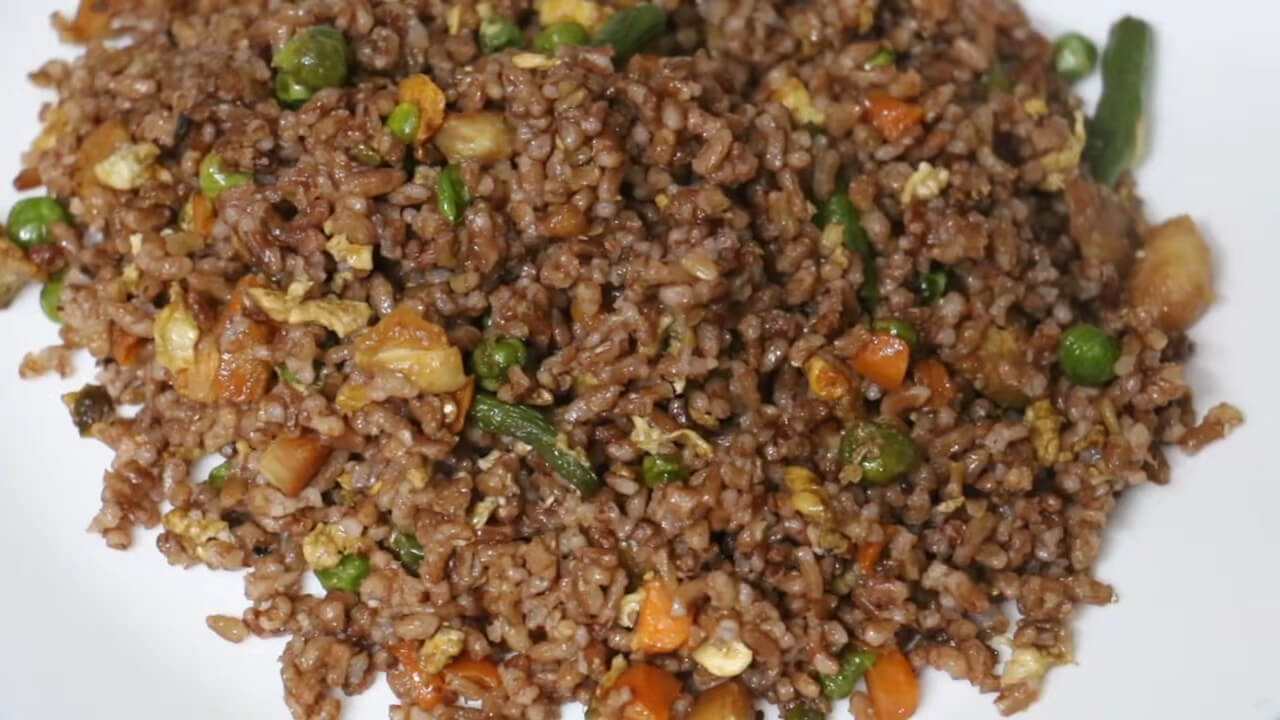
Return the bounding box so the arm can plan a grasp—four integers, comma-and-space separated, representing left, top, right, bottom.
773, 76, 826, 126
420, 628, 466, 674
154, 284, 200, 373
302, 523, 365, 571
163, 509, 233, 562
901, 162, 951, 205
1023, 98, 1049, 118
617, 590, 643, 628
629, 415, 713, 458
1001, 646, 1070, 688
805, 356, 850, 401
512, 53, 560, 70
0, 238, 40, 309
93, 142, 161, 190
537, 0, 607, 30
470, 496, 501, 528
248, 282, 373, 338
692, 637, 754, 678
1025, 399, 1064, 466
325, 234, 373, 271
446, 5, 463, 34
1039, 111, 1087, 192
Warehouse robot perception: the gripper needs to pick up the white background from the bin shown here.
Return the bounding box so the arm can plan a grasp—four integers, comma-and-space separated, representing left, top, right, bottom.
0, 1, 1276, 719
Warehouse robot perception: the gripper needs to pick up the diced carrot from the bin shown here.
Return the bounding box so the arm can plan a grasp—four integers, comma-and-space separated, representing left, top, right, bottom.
867, 648, 920, 720
13, 167, 42, 191
449, 376, 476, 434
610, 663, 683, 720
857, 542, 884, 575
389, 641, 453, 711
188, 194, 216, 236
853, 333, 912, 390
110, 325, 143, 367
260, 434, 330, 497
213, 276, 273, 403
633, 579, 692, 654
865, 92, 926, 142
445, 657, 501, 692
914, 358, 956, 408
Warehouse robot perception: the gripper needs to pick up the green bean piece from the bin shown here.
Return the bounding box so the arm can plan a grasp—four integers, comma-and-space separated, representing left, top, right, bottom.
1084, 17, 1154, 187
390, 531, 424, 576
535, 21, 589, 54
41, 269, 66, 323
591, 3, 668, 65
469, 393, 602, 495
198, 153, 253, 199
641, 453, 688, 488
820, 648, 878, 700
315, 553, 370, 593
272, 25, 350, 104
785, 707, 826, 720
207, 460, 232, 490
913, 268, 950, 304
872, 318, 919, 351
386, 102, 423, 144
815, 192, 877, 309
863, 48, 897, 70
348, 143, 383, 167
1058, 323, 1120, 387
479, 16, 524, 54
7, 197, 70, 251
841, 423, 919, 486
437, 165, 471, 225
472, 336, 528, 392
1052, 32, 1099, 82
65, 384, 114, 437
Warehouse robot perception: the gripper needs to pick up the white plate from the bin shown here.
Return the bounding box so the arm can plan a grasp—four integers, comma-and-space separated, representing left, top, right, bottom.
0, 2, 1276, 719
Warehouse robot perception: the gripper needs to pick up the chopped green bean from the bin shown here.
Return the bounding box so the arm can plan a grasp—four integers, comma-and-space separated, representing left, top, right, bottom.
472, 336, 528, 392
207, 460, 232, 489
469, 393, 602, 495
315, 553, 370, 593
7, 197, 70, 251
1052, 32, 1099, 82
840, 423, 919, 486
1084, 17, 1154, 186
535, 21, 589, 54
437, 165, 470, 225
872, 318, 919, 350
272, 25, 350, 104
863, 48, 897, 70
592, 3, 668, 65
390, 531, 424, 576
386, 102, 423, 144
479, 16, 524, 53
1058, 323, 1120, 386
815, 191, 877, 309
41, 269, 66, 323
199, 153, 252, 199
820, 648, 877, 700
913, 267, 950, 304
641, 453, 688, 488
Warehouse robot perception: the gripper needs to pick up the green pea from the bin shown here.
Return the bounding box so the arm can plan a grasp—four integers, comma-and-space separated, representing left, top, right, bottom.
785, 707, 825, 720
207, 460, 232, 489
472, 336, 528, 392
1052, 32, 1099, 83
348, 143, 383, 167
386, 102, 423, 144
315, 553, 370, 593
535, 21, 589, 54
198, 152, 252, 199
41, 269, 66, 323
437, 165, 470, 225
479, 16, 524, 54
913, 268, 950, 304
7, 197, 70, 251
642, 453, 688, 488
863, 48, 897, 70
272, 25, 350, 104
840, 423, 919, 486
390, 531, 424, 577
591, 3, 668, 65
1058, 323, 1119, 386
819, 648, 877, 700
872, 318, 919, 351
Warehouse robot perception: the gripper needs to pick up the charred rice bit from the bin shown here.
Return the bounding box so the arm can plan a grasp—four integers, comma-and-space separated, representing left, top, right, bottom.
6, 1, 1240, 719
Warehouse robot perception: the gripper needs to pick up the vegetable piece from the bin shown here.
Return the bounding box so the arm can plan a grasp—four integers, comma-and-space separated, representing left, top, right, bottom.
389, 641, 453, 711
692, 638, 754, 678
444, 658, 502, 690
391, 531, 424, 576
633, 578, 692, 654
535, 21, 589, 54
913, 268, 949, 304
207, 461, 232, 490
1128, 215, 1214, 333
0, 237, 40, 308
348, 143, 383, 166
853, 333, 912, 390
865, 91, 925, 142
1057, 323, 1120, 386
450, 376, 476, 434
842, 423, 919, 486
866, 649, 920, 720
434, 111, 514, 164
8, 196, 70, 250
785, 707, 825, 720
1052, 32, 1099, 82
1083, 17, 1154, 186
260, 434, 330, 497
471, 336, 527, 391
641, 453, 688, 488
687, 681, 754, 720
198, 153, 252, 199
40, 269, 66, 323
857, 542, 884, 575
437, 166, 471, 225
398, 74, 448, 143
814, 191, 877, 308
805, 355, 850, 402
386, 103, 423, 144
864, 47, 897, 70
820, 648, 877, 700
872, 319, 919, 351
352, 305, 468, 394
314, 553, 369, 593
591, 4, 668, 65
608, 663, 682, 720
63, 384, 114, 436
479, 16, 523, 53
272, 25, 350, 104
914, 358, 956, 408
469, 393, 602, 495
